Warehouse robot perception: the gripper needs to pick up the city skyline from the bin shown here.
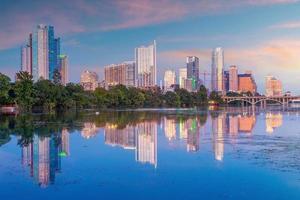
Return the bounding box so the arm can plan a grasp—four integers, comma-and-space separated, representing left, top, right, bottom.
1, 1, 300, 93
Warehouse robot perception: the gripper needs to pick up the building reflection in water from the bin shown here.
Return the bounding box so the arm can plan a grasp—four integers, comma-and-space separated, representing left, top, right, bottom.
186, 119, 200, 152
228, 115, 239, 136
104, 124, 136, 150
135, 121, 157, 168
164, 117, 176, 141
21, 129, 70, 187
266, 113, 283, 133
212, 113, 226, 161
81, 122, 98, 139
238, 114, 256, 133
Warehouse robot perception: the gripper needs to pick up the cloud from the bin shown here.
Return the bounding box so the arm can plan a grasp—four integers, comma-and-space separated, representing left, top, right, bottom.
0, 0, 298, 50
270, 21, 300, 29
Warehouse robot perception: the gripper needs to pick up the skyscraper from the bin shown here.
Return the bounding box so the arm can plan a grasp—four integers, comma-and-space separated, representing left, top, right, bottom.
238, 71, 257, 94
135, 41, 156, 88
186, 56, 200, 91
265, 76, 283, 97
59, 55, 68, 86
21, 25, 64, 82
211, 47, 224, 92
164, 70, 176, 90
179, 68, 187, 89
229, 65, 238, 92
223, 70, 229, 92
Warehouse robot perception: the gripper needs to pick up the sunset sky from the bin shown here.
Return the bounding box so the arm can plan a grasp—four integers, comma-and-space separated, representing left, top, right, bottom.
1, 0, 300, 93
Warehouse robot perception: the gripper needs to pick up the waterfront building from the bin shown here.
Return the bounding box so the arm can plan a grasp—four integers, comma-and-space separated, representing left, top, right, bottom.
80, 70, 99, 91
59, 55, 68, 86
135, 41, 156, 87
229, 65, 238, 92
104, 61, 135, 87
265, 76, 283, 97
164, 70, 176, 91
179, 68, 187, 89
186, 56, 200, 91
211, 47, 224, 93
238, 71, 257, 94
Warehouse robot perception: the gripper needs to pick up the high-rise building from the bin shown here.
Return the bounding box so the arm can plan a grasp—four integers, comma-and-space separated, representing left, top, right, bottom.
238, 71, 257, 94
211, 47, 224, 92
104, 61, 135, 87
21, 34, 32, 74
265, 76, 283, 97
164, 70, 176, 90
229, 65, 238, 92
223, 70, 229, 92
135, 41, 156, 88
179, 68, 187, 89
59, 55, 68, 86
80, 70, 99, 91
21, 25, 65, 82
186, 56, 200, 91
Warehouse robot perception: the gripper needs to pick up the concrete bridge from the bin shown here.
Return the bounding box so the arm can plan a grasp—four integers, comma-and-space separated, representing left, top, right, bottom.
222, 96, 300, 106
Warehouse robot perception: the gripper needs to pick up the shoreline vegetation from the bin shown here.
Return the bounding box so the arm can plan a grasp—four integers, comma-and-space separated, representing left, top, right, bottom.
0, 71, 224, 114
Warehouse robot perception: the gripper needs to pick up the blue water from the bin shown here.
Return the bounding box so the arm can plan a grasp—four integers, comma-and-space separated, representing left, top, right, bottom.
1, 108, 300, 199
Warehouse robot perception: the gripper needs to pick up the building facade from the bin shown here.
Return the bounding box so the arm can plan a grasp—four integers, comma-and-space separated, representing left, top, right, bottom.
229, 65, 238, 92
80, 70, 99, 91
104, 62, 135, 87
265, 76, 283, 97
164, 70, 176, 90
179, 68, 187, 89
238, 72, 257, 94
135, 41, 156, 88
211, 47, 224, 93
186, 56, 200, 91
59, 55, 68, 86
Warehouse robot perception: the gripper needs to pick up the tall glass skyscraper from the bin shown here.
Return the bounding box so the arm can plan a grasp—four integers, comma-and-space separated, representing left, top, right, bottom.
135, 41, 156, 87
186, 56, 200, 91
22, 24, 62, 82
211, 47, 224, 92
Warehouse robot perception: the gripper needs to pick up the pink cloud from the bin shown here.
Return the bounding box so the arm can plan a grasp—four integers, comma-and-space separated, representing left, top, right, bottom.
270, 21, 300, 29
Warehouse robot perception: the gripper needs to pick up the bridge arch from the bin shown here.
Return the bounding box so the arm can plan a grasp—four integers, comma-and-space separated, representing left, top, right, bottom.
256, 98, 284, 105
226, 99, 255, 105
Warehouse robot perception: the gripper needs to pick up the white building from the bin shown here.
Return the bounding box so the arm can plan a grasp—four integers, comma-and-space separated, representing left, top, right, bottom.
211, 47, 224, 92
265, 75, 283, 97
135, 41, 156, 87
164, 70, 176, 90
179, 68, 187, 89
80, 70, 99, 91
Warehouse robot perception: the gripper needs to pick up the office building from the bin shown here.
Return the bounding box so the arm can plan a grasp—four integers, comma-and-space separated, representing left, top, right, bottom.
104, 61, 135, 87
179, 68, 187, 89
223, 70, 229, 92
59, 55, 68, 86
164, 70, 176, 90
265, 76, 283, 97
80, 70, 99, 91
186, 56, 200, 91
229, 65, 238, 92
211, 47, 224, 92
238, 71, 257, 94
135, 41, 156, 87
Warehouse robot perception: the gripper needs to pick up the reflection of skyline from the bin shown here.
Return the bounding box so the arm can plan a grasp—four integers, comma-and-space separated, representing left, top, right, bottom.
81, 122, 99, 139
238, 114, 256, 133
136, 121, 157, 168
21, 129, 70, 187
212, 114, 226, 161
164, 117, 176, 141
186, 119, 200, 152
266, 113, 283, 133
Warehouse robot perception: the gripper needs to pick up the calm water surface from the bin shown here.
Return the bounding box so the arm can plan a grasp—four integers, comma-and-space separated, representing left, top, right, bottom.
1, 107, 300, 199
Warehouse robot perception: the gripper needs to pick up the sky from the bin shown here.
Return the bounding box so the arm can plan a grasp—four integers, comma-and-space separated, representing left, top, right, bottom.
0, 0, 300, 94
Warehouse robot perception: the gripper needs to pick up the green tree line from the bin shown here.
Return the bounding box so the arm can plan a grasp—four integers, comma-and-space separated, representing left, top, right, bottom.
0, 71, 223, 113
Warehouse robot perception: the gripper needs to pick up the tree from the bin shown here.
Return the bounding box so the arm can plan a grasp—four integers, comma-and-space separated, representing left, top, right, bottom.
209, 91, 223, 104
15, 71, 35, 112
53, 68, 62, 85
34, 79, 56, 112
128, 87, 145, 108
94, 87, 108, 108
176, 88, 193, 107
196, 85, 208, 105
163, 91, 180, 107
0, 73, 11, 105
